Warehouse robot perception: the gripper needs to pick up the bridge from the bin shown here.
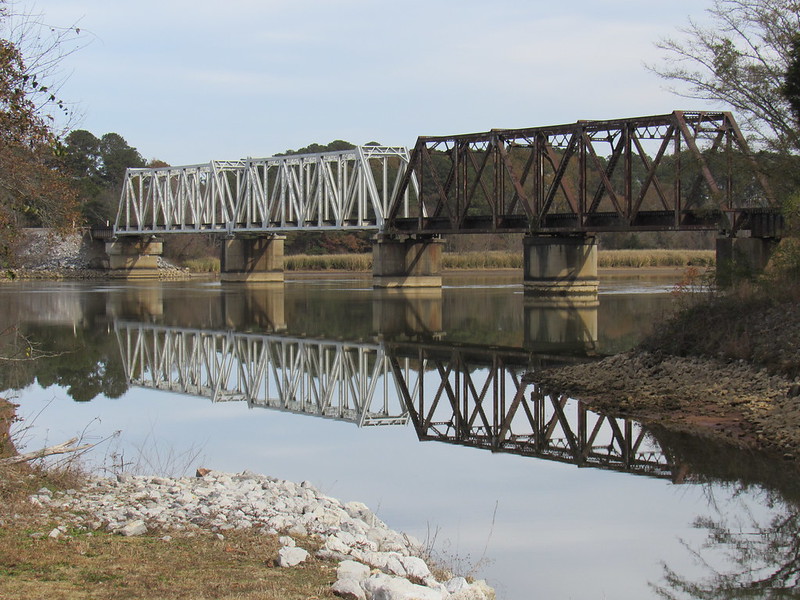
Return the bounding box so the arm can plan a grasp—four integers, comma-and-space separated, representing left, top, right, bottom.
115, 320, 687, 481
105, 111, 780, 289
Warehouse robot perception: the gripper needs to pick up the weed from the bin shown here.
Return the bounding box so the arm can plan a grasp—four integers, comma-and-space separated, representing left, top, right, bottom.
183, 257, 220, 272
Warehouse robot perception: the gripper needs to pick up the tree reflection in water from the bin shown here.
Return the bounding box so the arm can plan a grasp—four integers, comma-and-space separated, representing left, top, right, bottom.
654, 487, 800, 599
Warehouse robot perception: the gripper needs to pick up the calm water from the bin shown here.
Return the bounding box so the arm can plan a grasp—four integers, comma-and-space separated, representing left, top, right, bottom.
1, 273, 798, 600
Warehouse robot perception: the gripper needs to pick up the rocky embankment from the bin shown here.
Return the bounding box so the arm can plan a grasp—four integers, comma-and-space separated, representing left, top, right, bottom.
29, 468, 494, 600
9, 229, 188, 279
538, 351, 800, 458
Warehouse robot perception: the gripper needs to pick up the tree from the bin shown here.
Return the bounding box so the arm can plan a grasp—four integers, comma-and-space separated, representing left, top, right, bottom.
653, 488, 800, 599
99, 132, 145, 187
650, 0, 800, 152
0, 2, 83, 267
62, 129, 150, 226
784, 34, 800, 126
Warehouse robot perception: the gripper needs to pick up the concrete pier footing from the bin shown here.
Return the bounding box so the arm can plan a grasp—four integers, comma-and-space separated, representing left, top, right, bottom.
523, 295, 599, 355
105, 238, 163, 279
716, 236, 777, 286
523, 235, 599, 296
372, 236, 444, 288
220, 235, 285, 283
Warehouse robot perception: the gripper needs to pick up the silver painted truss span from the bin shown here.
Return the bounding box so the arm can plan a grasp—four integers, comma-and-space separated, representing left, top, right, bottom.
114, 146, 417, 235
116, 322, 415, 426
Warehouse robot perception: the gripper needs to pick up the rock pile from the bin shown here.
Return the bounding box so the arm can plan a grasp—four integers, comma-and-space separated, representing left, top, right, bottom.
29, 469, 495, 600
11, 228, 190, 280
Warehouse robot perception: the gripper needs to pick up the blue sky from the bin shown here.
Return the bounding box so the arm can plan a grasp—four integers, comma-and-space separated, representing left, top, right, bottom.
15, 0, 714, 165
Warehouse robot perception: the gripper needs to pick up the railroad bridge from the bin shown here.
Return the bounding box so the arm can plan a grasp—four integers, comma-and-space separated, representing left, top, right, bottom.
115, 320, 684, 480
104, 111, 780, 290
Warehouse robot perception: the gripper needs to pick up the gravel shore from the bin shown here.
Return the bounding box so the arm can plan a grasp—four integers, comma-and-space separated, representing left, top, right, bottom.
28, 468, 495, 600
537, 350, 800, 459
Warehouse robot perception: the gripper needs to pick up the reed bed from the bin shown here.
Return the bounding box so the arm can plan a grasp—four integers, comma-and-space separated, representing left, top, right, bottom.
442, 251, 523, 269
284, 253, 372, 271
183, 249, 714, 272
598, 249, 715, 268
183, 257, 221, 272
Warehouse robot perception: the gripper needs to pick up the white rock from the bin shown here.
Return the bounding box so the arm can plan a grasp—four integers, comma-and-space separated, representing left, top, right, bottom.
445, 577, 469, 593
119, 520, 148, 536
48, 528, 62, 539
278, 546, 309, 567
364, 574, 445, 600
450, 588, 486, 600
279, 535, 296, 547
337, 559, 371, 582
361, 551, 391, 571
331, 577, 367, 600
322, 535, 352, 556
400, 556, 431, 581
385, 554, 407, 577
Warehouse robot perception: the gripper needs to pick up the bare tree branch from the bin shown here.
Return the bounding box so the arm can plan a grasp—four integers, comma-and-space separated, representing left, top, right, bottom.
0, 436, 96, 465
647, 0, 800, 152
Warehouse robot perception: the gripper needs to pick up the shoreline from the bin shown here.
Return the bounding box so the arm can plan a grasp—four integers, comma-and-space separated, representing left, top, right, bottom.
0, 395, 496, 600
2, 263, 692, 281
537, 350, 800, 460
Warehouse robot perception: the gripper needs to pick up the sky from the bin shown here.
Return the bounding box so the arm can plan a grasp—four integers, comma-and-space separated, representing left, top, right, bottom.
9, 0, 716, 166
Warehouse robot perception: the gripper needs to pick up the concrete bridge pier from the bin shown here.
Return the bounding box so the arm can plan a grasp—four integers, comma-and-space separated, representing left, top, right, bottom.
716, 236, 777, 286
105, 236, 163, 279
220, 235, 285, 283
372, 235, 444, 288
523, 295, 599, 355
222, 285, 287, 332
523, 235, 599, 296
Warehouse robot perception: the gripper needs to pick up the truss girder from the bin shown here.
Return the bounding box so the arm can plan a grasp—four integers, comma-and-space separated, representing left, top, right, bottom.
115, 323, 411, 426
114, 147, 415, 235
390, 346, 681, 480
386, 111, 777, 236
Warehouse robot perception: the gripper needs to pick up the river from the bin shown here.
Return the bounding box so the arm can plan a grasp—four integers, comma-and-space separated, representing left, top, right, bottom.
1, 272, 798, 599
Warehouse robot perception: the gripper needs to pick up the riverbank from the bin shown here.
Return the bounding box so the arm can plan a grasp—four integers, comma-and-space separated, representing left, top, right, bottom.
2, 229, 714, 279
537, 286, 800, 459
0, 399, 494, 600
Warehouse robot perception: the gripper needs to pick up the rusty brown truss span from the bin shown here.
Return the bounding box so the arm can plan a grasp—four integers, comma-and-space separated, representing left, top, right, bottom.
387, 347, 686, 482
386, 111, 781, 237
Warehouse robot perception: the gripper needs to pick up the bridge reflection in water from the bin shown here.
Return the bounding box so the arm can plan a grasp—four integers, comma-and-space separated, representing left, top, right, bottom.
114, 286, 685, 482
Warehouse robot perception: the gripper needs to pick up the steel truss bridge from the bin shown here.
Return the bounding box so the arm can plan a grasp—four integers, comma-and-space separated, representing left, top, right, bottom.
116, 322, 686, 480
116, 322, 413, 427
387, 343, 684, 481
113, 111, 778, 239
114, 146, 416, 235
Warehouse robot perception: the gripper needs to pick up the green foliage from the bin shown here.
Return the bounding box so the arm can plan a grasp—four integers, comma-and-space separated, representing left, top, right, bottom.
62, 129, 148, 226
0, 324, 128, 402
0, 24, 80, 267
783, 34, 800, 127
277, 139, 356, 156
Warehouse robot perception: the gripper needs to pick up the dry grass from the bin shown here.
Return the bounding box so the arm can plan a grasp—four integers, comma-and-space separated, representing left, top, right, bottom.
0, 468, 338, 600
182, 257, 220, 273
181, 249, 714, 273
598, 249, 714, 268
0, 520, 336, 600
285, 253, 371, 271
442, 251, 522, 270
0, 520, 335, 600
